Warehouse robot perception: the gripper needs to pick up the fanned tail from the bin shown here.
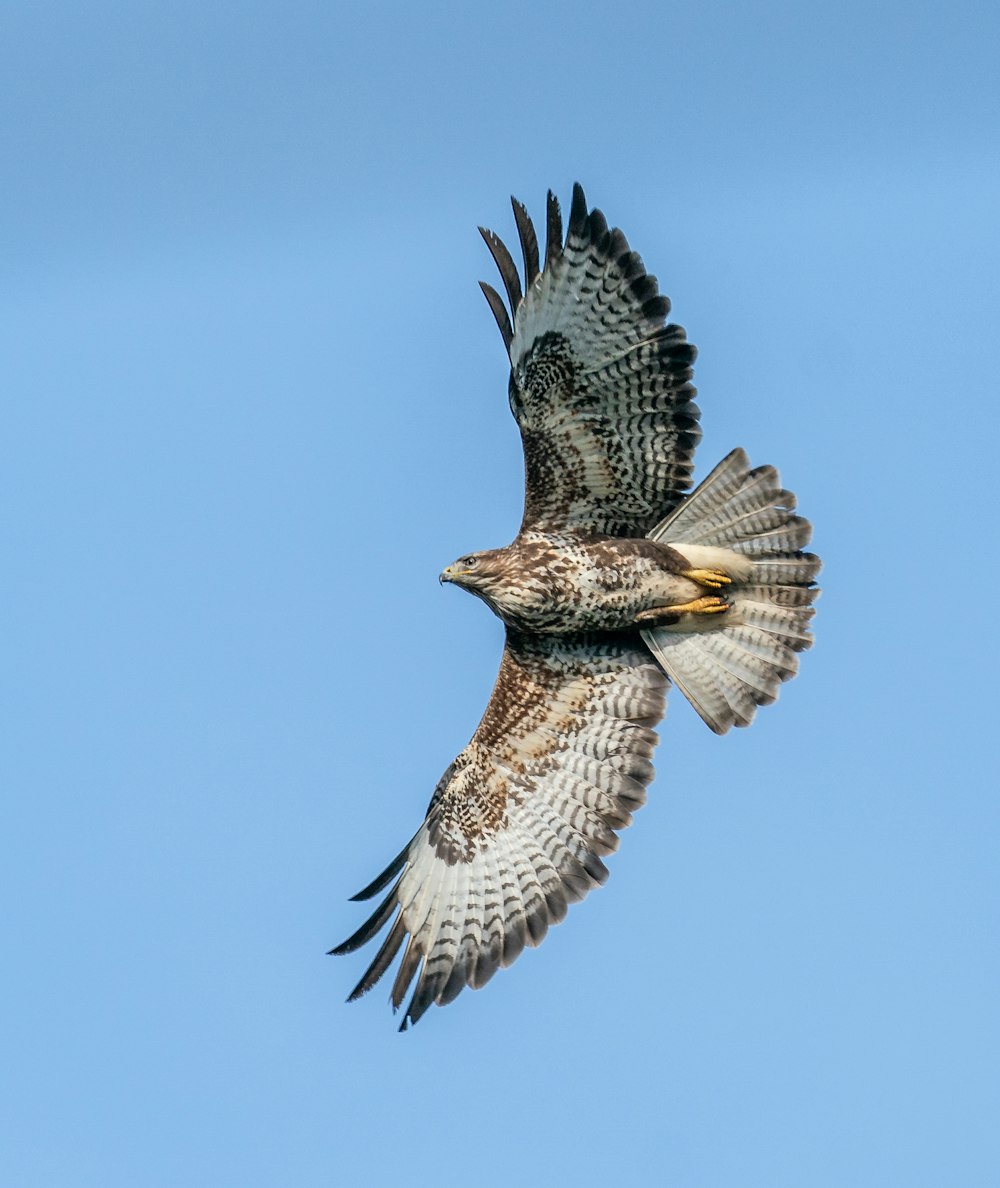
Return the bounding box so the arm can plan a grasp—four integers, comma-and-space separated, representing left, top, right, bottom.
642, 448, 820, 733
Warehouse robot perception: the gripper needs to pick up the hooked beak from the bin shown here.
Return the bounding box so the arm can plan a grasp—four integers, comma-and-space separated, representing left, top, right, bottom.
439, 565, 470, 586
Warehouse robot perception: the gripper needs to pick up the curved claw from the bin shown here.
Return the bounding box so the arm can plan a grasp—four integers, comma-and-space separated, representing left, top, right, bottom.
635, 596, 731, 628
681, 568, 733, 590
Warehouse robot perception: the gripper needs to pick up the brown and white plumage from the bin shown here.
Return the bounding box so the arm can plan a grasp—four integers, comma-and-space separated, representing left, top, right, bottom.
333, 185, 820, 1027
485, 185, 700, 537
335, 633, 665, 1029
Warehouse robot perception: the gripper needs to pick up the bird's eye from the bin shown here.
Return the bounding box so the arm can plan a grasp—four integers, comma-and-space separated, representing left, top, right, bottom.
461, 555, 478, 568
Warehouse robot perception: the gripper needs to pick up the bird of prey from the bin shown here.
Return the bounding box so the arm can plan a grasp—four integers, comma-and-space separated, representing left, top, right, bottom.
332, 184, 820, 1029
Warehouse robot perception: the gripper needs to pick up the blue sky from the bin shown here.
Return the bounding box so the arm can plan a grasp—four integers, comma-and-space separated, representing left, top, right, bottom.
4, 2, 999, 1185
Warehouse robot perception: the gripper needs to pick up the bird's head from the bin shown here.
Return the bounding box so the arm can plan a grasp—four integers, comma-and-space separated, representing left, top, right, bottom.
439, 549, 503, 594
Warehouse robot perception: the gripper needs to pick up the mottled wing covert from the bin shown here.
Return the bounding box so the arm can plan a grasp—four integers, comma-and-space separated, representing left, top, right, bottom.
332, 632, 666, 1029
480, 184, 701, 537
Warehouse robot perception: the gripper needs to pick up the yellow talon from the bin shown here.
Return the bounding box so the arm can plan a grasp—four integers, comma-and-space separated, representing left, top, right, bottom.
674, 596, 730, 615
635, 596, 730, 627
682, 568, 733, 590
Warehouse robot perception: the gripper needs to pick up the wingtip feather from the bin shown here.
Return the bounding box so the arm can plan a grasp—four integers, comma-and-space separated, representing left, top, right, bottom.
479, 225, 523, 316
568, 181, 588, 240
511, 196, 540, 287
479, 280, 513, 350
545, 190, 562, 265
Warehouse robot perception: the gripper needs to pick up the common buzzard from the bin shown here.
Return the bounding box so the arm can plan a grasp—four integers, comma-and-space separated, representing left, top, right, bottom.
333, 184, 820, 1028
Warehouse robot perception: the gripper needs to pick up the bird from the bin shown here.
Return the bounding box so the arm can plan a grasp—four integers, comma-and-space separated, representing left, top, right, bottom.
332, 183, 820, 1029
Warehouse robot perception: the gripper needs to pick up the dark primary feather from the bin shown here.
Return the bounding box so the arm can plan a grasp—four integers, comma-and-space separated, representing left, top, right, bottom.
511, 197, 539, 287
331, 881, 401, 955
545, 190, 562, 267
478, 226, 522, 317
478, 280, 513, 350
345, 840, 411, 903
567, 180, 588, 239
347, 914, 407, 1003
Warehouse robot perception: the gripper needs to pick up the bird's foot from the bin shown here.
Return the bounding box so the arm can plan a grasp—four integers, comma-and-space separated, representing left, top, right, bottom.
681, 567, 733, 590
635, 596, 731, 628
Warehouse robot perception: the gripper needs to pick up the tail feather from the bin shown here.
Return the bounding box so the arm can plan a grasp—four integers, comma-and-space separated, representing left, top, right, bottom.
694, 504, 798, 542
737, 599, 815, 645
650, 451, 780, 539
732, 522, 814, 555
749, 555, 821, 584
642, 448, 820, 734
738, 584, 815, 609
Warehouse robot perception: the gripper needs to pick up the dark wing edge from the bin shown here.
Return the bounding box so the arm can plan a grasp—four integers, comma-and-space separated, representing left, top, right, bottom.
330, 631, 667, 1030
478, 183, 702, 537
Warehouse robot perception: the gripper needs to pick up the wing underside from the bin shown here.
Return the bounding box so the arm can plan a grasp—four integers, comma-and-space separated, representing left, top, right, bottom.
481, 184, 701, 538
332, 631, 667, 1029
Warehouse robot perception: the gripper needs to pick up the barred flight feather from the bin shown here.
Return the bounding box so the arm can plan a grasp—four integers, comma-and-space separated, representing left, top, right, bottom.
478, 182, 701, 536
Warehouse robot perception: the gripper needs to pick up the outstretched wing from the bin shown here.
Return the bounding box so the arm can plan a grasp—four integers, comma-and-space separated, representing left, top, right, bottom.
480, 183, 701, 538
332, 631, 667, 1029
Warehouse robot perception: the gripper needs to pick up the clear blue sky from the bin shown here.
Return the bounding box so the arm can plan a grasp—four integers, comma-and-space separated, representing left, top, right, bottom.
4, 3, 999, 1185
